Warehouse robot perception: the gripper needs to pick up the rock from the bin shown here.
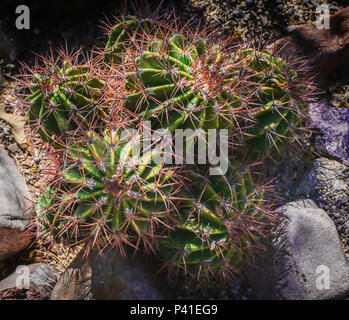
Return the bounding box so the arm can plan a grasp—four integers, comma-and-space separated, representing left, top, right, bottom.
0, 146, 33, 261
308, 103, 349, 166
0, 263, 60, 300
248, 199, 349, 300
0, 286, 45, 300
269, 6, 349, 84
294, 157, 348, 204
51, 249, 174, 300
7, 143, 19, 154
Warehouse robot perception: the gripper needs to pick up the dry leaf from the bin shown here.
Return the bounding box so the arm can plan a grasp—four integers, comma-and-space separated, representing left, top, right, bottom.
0, 102, 29, 150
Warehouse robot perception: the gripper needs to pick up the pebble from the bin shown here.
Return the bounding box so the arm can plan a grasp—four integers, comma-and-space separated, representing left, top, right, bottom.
332, 212, 341, 219
7, 143, 19, 153
337, 218, 345, 225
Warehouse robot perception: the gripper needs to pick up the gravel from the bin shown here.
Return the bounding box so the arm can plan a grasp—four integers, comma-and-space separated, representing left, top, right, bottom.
183, 0, 346, 41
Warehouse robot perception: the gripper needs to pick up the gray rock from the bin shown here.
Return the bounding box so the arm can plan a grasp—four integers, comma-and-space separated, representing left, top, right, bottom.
294, 157, 348, 204
248, 199, 349, 300
308, 103, 349, 166
51, 249, 174, 300
0, 263, 60, 299
7, 143, 19, 154
0, 146, 33, 261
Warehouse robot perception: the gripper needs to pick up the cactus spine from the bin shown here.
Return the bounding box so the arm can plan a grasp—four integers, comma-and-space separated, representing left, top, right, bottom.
24, 54, 105, 145
159, 161, 271, 283
36, 129, 182, 253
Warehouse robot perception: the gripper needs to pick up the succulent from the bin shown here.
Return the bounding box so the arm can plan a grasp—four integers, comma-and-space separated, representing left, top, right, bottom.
19, 49, 105, 145
104, 16, 160, 64
35, 186, 62, 239
105, 27, 312, 157
236, 48, 308, 155
117, 32, 244, 133
158, 161, 273, 283
23, 10, 316, 290
35, 128, 183, 254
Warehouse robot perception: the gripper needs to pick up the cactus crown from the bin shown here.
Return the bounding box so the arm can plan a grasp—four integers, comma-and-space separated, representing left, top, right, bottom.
103, 18, 313, 157
36, 128, 183, 255
118, 31, 245, 132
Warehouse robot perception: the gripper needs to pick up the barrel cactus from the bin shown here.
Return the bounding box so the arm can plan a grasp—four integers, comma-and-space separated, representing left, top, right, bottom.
111, 32, 245, 133
104, 15, 160, 64
235, 48, 309, 156
18, 49, 105, 145
104, 24, 312, 157
35, 128, 183, 254
22, 9, 316, 292
158, 161, 274, 284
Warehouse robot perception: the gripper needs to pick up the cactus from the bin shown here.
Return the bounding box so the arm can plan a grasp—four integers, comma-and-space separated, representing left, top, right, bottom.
104, 16, 160, 64
158, 161, 274, 284
18, 49, 105, 145
236, 48, 307, 155
118, 32, 244, 133
21, 10, 316, 290
108, 29, 311, 158
35, 186, 60, 239
35, 128, 182, 254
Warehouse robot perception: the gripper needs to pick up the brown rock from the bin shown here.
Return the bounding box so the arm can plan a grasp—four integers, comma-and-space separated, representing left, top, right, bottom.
270, 6, 349, 85
0, 146, 33, 261
0, 263, 60, 300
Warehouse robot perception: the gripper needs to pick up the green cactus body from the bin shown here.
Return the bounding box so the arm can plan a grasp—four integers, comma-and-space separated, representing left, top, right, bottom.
105, 16, 159, 64
28, 60, 105, 144
36, 129, 181, 250
159, 161, 266, 282
35, 186, 64, 239
123, 34, 242, 132
237, 49, 301, 155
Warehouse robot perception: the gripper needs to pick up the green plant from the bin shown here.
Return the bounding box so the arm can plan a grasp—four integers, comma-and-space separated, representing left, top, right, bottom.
18, 49, 105, 145
104, 16, 160, 64
121, 33, 243, 133
35, 128, 183, 254
21, 8, 315, 291
104, 25, 313, 157
158, 161, 273, 283
236, 48, 307, 155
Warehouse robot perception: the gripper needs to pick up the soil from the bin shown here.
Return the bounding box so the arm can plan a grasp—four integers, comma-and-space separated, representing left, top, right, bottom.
0, 286, 46, 300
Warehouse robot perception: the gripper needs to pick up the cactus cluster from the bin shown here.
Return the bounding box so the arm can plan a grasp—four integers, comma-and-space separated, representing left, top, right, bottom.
17, 9, 315, 288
